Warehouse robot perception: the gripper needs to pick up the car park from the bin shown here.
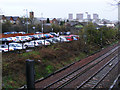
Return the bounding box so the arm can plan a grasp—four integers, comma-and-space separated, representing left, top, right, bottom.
15, 36, 27, 42
30, 40, 42, 46
64, 36, 73, 41
59, 36, 70, 42
9, 43, 26, 50
8, 37, 17, 42
35, 32, 42, 34
2, 37, 13, 43
36, 40, 50, 45
18, 32, 26, 34
0, 44, 14, 52
23, 36, 32, 41
66, 32, 71, 35
11, 32, 17, 34
52, 37, 61, 42
69, 35, 79, 40
33, 35, 40, 40
43, 34, 51, 39
3, 32, 11, 35
23, 41, 35, 48
50, 32, 59, 37
46, 38, 57, 44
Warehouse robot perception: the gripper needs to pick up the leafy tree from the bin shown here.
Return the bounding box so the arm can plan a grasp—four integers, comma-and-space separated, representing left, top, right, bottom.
83, 22, 118, 46
67, 19, 69, 22
2, 21, 12, 32
47, 18, 50, 23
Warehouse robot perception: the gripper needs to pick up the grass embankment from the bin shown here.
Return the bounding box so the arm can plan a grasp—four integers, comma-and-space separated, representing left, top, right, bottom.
3, 39, 118, 88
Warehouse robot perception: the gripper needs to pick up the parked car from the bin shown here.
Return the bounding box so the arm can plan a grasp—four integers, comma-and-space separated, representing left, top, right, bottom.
32, 35, 40, 40
59, 36, 70, 42
43, 34, 51, 38
69, 35, 79, 40
23, 36, 32, 41
64, 36, 73, 41
3, 32, 11, 35
30, 40, 42, 46
11, 31, 17, 34
36, 40, 50, 45
7, 37, 17, 42
52, 37, 65, 42
15, 36, 27, 42
2, 37, 13, 43
50, 32, 59, 37
23, 41, 35, 48
35, 32, 42, 34
9, 43, 26, 50
0, 44, 14, 52
66, 32, 71, 35
46, 38, 57, 44
18, 32, 26, 34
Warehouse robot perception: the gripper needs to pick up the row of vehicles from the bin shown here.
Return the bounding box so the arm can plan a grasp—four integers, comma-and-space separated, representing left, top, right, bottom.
0, 32, 79, 52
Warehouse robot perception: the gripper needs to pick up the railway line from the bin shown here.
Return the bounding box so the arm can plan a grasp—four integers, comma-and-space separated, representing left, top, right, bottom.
35, 43, 120, 89
77, 54, 119, 89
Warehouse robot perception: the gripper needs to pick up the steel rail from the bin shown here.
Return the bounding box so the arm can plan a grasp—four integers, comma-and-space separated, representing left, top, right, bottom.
43, 45, 119, 89
76, 54, 119, 89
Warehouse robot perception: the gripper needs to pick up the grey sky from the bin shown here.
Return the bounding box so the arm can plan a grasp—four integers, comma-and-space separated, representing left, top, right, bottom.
0, 0, 118, 21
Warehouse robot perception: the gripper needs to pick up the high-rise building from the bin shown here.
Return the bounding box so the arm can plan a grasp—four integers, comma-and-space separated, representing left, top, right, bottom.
68, 13, 73, 20
93, 13, 99, 20
76, 13, 83, 20
87, 14, 91, 20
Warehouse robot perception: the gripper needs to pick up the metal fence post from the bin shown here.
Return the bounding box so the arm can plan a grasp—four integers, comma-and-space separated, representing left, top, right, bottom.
44, 39, 45, 45
26, 59, 35, 89
60, 37, 61, 43
22, 41, 23, 49
34, 40, 35, 47
8, 42, 9, 52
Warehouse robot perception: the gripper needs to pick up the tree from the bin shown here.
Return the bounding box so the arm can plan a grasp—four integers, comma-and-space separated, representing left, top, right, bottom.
67, 19, 69, 22
2, 21, 12, 32
47, 18, 50, 23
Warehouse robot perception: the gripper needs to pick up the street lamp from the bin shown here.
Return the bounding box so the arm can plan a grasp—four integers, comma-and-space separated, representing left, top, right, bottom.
84, 12, 88, 45
41, 21, 44, 38
100, 29, 103, 48
52, 28, 53, 32
23, 9, 28, 33
33, 26, 35, 33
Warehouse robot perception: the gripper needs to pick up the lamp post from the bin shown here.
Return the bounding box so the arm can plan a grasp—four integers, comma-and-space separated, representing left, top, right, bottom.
52, 28, 53, 32
118, 1, 120, 39
26, 9, 28, 33
33, 26, 35, 33
23, 9, 29, 33
84, 12, 88, 45
42, 21, 44, 38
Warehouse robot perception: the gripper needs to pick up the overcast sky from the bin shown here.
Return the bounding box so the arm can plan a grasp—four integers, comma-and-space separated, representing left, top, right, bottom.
0, 0, 118, 21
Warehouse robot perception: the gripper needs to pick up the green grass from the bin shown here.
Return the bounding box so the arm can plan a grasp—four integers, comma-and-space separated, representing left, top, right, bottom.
22, 51, 39, 57
46, 65, 54, 74
3, 39, 118, 89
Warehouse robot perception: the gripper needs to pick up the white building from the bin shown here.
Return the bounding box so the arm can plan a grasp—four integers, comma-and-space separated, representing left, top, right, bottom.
68, 13, 73, 20
76, 13, 83, 20
87, 14, 91, 20
93, 13, 99, 20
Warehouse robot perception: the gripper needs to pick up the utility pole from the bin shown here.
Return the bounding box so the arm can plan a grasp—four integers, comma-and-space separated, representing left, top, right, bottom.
118, 1, 120, 29
85, 12, 88, 45
26, 9, 28, 33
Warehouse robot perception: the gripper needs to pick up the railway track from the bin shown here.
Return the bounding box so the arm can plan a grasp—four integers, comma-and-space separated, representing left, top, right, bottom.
77, 54, 119, 89
42, 46, 119, 89
35, 43, 120, 89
